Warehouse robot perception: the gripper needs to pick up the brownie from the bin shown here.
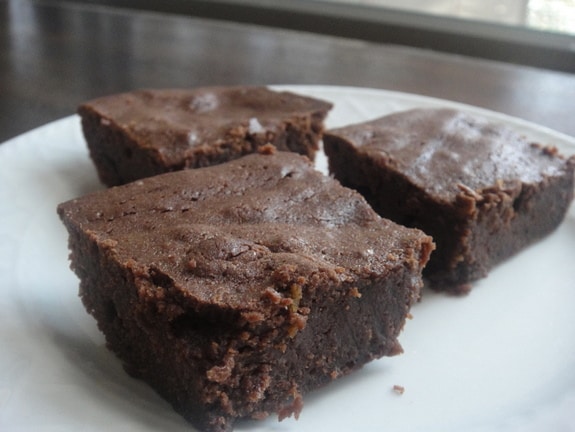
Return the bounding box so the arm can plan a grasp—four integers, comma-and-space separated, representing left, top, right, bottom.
57, 150, 434, 432
324, 108, 575, 294
78, 86, 333, 186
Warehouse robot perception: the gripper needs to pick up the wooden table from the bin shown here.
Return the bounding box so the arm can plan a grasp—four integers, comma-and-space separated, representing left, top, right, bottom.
1, 0, 575, 143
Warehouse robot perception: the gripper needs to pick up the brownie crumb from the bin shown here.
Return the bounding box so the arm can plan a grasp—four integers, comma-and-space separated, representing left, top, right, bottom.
392, 385, 405, 395
258, 143, 277, 155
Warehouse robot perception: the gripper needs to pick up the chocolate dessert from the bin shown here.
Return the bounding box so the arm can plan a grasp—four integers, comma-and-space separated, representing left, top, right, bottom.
324, 108, 575, 293
57, 150, 434, 431
78, 86, 332, 186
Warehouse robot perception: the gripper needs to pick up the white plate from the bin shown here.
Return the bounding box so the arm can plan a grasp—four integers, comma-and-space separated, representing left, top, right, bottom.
1, 85, 574, 432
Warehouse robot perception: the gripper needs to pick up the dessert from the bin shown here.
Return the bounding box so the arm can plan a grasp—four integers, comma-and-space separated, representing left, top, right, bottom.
57, 150, 434, 432
78, 86, 333, 186
324, 108, 575, 294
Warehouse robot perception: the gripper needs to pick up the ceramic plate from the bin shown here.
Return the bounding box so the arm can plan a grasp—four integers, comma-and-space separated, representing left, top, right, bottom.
1, 85, 574, 432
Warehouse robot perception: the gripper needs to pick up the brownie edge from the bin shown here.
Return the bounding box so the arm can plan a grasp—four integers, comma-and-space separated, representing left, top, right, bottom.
58, 151, 434, 432
78, 86, 333, 186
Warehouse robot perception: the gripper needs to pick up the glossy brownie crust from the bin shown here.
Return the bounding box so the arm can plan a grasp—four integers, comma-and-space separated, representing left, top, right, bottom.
78, 86, 332, 186
57, 151, 433, 432
324, 108, 575, 294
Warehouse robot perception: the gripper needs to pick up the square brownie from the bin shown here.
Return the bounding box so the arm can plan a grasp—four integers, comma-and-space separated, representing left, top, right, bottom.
78, 86, 333, 186
324, 108, 575, 294
57, 150, 433, 431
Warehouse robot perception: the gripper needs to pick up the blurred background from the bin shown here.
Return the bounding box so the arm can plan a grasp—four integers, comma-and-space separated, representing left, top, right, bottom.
317, 0, 575, 34
3, 0, 574, 141
34, 0, 574, 72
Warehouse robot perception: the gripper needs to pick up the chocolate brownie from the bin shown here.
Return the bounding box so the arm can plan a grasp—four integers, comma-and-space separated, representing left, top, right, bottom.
57, 150, 434, 432
78, 86, 333, 186
324, 108, 575, 294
